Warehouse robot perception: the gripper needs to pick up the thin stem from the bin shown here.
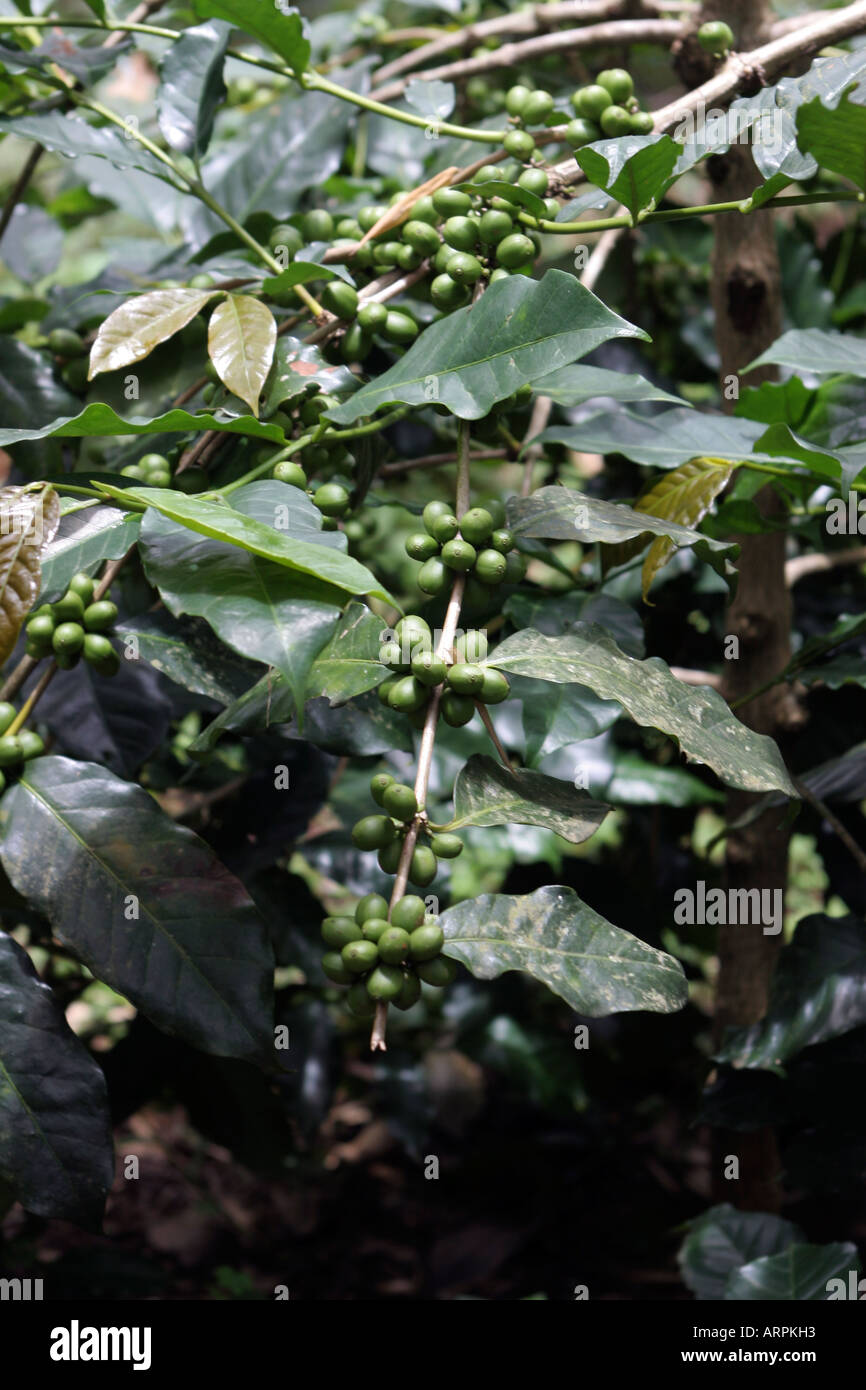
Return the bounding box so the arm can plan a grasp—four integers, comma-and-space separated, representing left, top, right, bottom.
0, 654, 38, 702
0, 143, 43, 240
7, 662, 56, 737
304, 72, 505, 144
530, 189, 864, 237
475, 700, 514, 771
795, 778, 866, 875
218, 435, 310, 496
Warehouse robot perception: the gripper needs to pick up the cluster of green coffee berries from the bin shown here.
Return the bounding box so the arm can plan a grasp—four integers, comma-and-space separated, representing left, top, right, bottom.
377, 615, 510, 729
697, 21, 734, 57
25, 573, 119, 675
406, 499, 526, 595
267, 389, 356, 525
321, 890, 457, 1017
47, 327, 89, 393
351, 769, 465, 884
558, 69, 655, 149
120, 450, 208, 494
0, 701, 44, 785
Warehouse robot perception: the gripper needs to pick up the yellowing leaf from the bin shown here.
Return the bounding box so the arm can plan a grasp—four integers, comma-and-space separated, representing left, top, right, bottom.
0, 484, 60, 665
88, 288, 219, 379
207, 295, 277, 417
637, 457, 734, 602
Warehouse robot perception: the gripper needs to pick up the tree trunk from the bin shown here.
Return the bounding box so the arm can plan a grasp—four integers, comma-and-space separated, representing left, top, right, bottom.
679, 0, 798, 1213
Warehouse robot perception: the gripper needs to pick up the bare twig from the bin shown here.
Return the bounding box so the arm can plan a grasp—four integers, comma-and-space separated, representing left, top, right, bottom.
0, 144, 43, 241
795, 778, 866, 875
785, 545, 866, 587
381, 447, 508, 478
475, 700, 515, 771
372, 19, 682, 101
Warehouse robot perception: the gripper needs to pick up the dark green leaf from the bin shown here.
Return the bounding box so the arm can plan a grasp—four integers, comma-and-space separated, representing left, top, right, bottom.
576, 134, 680, 220
440, 885, 687, 1016
678, 1204, 803, 1301
0, 930, 113, 1228
306, 602, 391, 703
0, 335, 80, 432
512, 675, 620, 764
327, 270, 648, 423
139, 509, 340, 709
724, 1244, 860, 1301
486, 625, 797, 796
537, 407, 764, 470
157, 19, 230, 158
797, 89, 866, 191
716, 916, 866, 1070
193, 0, 310, 74
531, 363, 684, 409
0, 757, 274, 1062
106, 485, 394, 604
39, 503, 141, 599
747, 328, 866, 378
442, 754, 609, 843
116, 611, 260, 705
0, 399, 291, 450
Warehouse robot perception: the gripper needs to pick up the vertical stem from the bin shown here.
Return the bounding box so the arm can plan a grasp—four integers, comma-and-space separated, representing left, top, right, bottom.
371, 421, 473, 1051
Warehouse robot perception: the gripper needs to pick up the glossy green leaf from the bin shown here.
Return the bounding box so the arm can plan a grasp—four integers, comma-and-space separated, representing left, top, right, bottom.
0, 930, 114, 1228
440, 885, 687, 1016
327, 270, 648, 423
0, 757, 274, 1061
747, 328, 866, 378
102, 484, 393, 604
576, 134, 680, 220
116, 611, 260, 705
261, 262, 342, 299
88, 288, 219, 380
531, 363, 684, 409
0, 112, 182, 186
0, 335, 80, 433
537, 407, 765, 470
207, 295, 276, 417
0, 485, 60, 667
39, 504, 141, 599
262, 335, 357, 416
157, 19, 230, 158
189, 671, 296, 753
0, 400, 291, 450
512, 676, 621, 764
797, 90, 866, 191
678, 1205, 803, 1302
486, 626, 797, 796
306, 602, 391, 704
194, 0, 310, 74
507, 484, 739, 597
441, 755, 609, 843
724, 1244, 860, 1301
139, 509, 340, 710
716, 915, 866, 1071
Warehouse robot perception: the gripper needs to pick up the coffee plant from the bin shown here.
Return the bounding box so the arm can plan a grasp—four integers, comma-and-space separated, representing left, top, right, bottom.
0, 0, 864, 1306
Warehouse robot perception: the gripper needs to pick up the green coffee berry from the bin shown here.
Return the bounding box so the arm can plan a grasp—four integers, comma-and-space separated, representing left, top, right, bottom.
323, 916, 363, 948
411, 652, 447, 687
430, 833, 463, 859
479, 209, 514, 245
53, 621, 85, 655
383, 310, 419, 344
431, 273, 469, 310
269, 223, 303, 256
630, 111, 655, 135
321, 280, 359, 319
302, 209, 334, 242
409, 845, 437, 887
83, 633, 114, 666
377, 927, 411, 965
522, 90, 554, 125
357, 300, 388, 332
365, 963, 404, 999
447, 662, 485, 694
351, 815, 396, 850
408, 922, 445, 961
0, 703, 15, 736
597, 68, 634, 104
497, 233, 536, 268
390, 896, 426, 931
458, 507, 494, 545
48, 327, 85, 357
393, 971, 422, 1010
518, 167, 549, 197
382, 782, 417, 822
505, 84, 532, 117
26, 614, 55, 646
17, 730, 44, 761
600, 104, 633, 137
503, 129, 536, 161
342, 939, 379, 974
698, 20, 734, 56
272, 461, 307, 488
0, 736, 22, 766
475, 548, 508, 584
576, 85, 613, 120
378, 839, 404, 874
442, 216, 478, 252
446, 252, 484, 285
405, 532, 439, 561
479, 669, 510, 704
402, 220, 441, 257
388, 675, 429, 713
417, 557, 448, 595
432, 187, 472, 217
314, 482, 350, 516
441, 691, 475, 727
347, 982, 376, 1017
441, 538, 477, 572
322, 951, 354, 984
82, 600, 117, 632
53, 591, 85, 622
369, 775, 395, 809
490, 528, 514, 552
361, 917, 390, 942
416, 956, 457, 986
356, 892, 390, 923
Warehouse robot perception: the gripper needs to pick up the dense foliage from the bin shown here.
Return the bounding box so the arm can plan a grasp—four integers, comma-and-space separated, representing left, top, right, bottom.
0, 0, 864, 1302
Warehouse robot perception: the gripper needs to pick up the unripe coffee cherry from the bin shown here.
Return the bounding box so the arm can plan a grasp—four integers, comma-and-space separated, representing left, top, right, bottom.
366, 963, 405, 999
409, 845, 437, 887
272, 461, 307, 487
479, 669, 511, 704
342, 939, 379, 974
441, 691, 475, 727
597, 68, 634, 104
447, 662, 485, 695
382, 782, 417, 822
323, 916, 363, 948
416, 956, 457, 986
428, 512, 459, 544
369, 775, 395, 808
357, 894, 390, 924
378, 927, 411, 964
430, 833, 463, 859
322, 951, 353, 984
405, 532, 439, 561
83, 600, 118, 632
393, 971, 422, 1010
351, 815, 396, 850
409, 922, 445, 960
503, 129, 535, 160
458, 507, 494, 544
388, 675, 429, 713
347, 982, 376, 1017
412, 652, 447, 687
475, 548, 508, 584
417, 557, 448, 594
698, 20, 734, 56
441, 538, 477, 572
390, 896, 426, 931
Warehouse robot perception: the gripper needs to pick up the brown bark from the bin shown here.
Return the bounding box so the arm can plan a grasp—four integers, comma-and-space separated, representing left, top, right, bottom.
680, 0, 796, 1212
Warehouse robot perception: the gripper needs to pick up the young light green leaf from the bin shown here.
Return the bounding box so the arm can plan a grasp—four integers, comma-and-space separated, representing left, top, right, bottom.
0, 930, 114, 1229
326, 270, 648, 423
0, 485, 60, 666
157, 19, 230, 158
193, 0, 310, 74
441, 755, 609, 843
88, 288, 219, 379
208, 295, 277, 416
440, 884, 687, 1016
0, 757, 275, 1062
486, 625, 797, 796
